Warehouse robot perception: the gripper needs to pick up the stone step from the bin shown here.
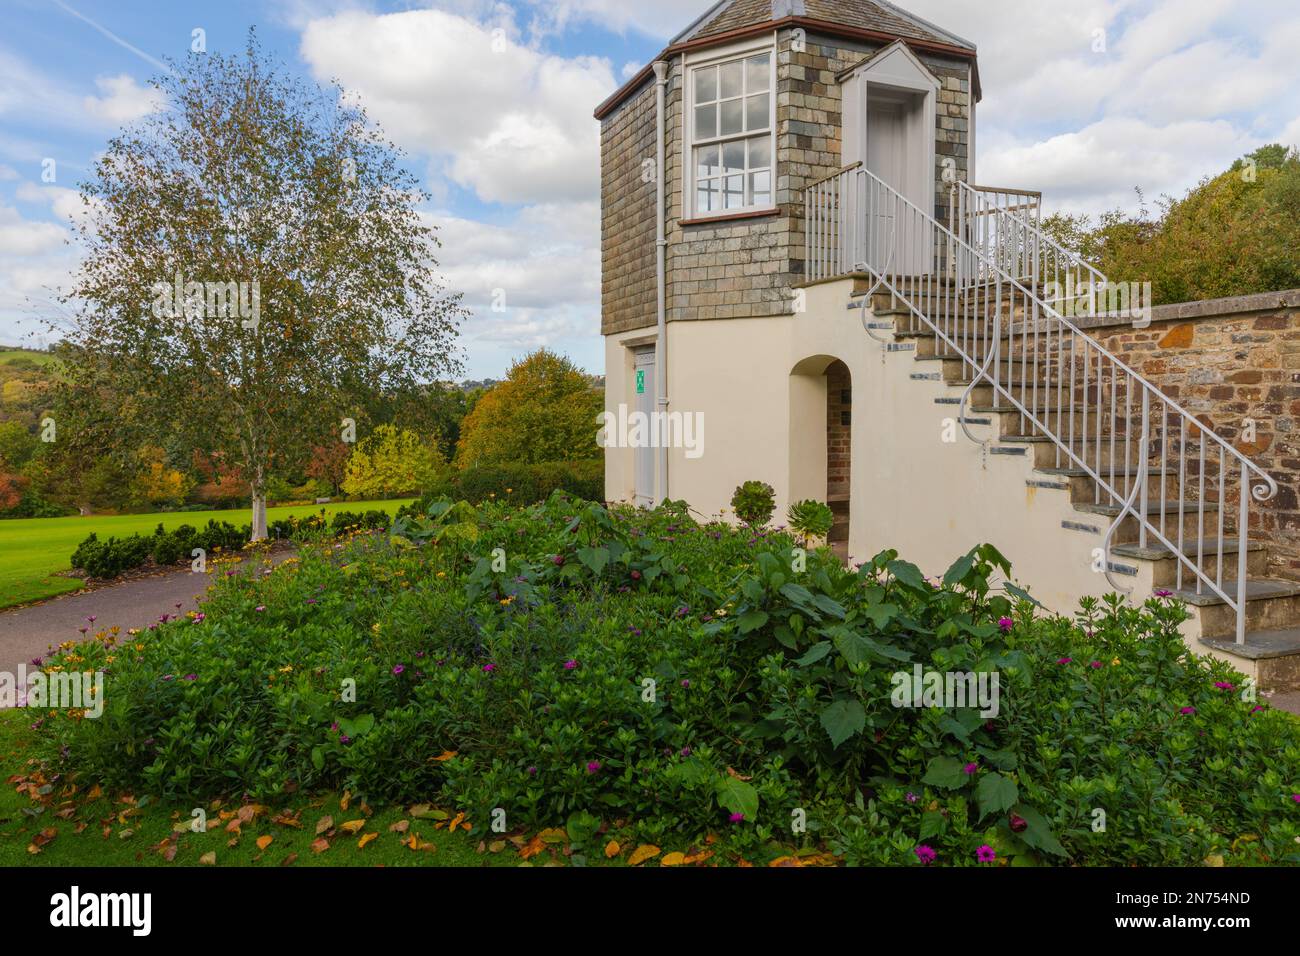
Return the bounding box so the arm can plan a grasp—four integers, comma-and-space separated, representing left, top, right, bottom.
1199, 627, 1300, 693
1176, 579, 1300, 639
1074, 499, 1223, 545
1113, 537, 1267, 586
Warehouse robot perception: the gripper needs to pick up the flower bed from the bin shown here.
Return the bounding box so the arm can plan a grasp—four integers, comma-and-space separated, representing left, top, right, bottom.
31, 494, 1300, 865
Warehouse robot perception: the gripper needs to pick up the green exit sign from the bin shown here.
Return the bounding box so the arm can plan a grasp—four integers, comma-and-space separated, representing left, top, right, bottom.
636, 370, 645, 394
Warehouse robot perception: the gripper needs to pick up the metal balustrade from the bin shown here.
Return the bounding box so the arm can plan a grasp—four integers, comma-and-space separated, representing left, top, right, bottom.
803, 167, 1278, 644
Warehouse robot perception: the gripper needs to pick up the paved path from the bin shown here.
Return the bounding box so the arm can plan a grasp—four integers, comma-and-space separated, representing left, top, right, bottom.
0, 552, 292, 678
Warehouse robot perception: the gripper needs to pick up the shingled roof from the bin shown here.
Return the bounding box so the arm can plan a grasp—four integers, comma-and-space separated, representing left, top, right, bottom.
596, 0, 978, 119
673, 0, 975, 51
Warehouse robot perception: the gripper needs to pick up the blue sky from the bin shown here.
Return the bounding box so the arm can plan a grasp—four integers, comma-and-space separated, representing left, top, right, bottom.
2, 0, 1297, 378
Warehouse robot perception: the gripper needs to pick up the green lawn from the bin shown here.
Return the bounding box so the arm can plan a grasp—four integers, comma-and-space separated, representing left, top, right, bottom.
0, 499, 414, 610
0, 710, 738, 868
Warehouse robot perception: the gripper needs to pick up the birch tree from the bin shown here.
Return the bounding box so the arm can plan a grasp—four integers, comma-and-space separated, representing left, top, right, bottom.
62, 32, 463, 537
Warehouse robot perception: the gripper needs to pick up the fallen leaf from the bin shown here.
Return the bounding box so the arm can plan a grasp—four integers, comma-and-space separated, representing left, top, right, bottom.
628, 844, 661, 866
661, 851, 686, 867
256, 835, 274, 851
279, 853, 298, 867
389, 820, 410, 834
338, 819, 365, 835
604, 840, 621, 859
518, 836, 546, 860
310, 837, 330, 854
488, 840, 506, 853
538, 827, 567, 844
683, 849, 713, 865
199, 852, 216, 865
432, 750, 458, 762
448, 812, 466, 832
314, 815, 334, 835
339, 791, 351, 811
357, 832, 378, 849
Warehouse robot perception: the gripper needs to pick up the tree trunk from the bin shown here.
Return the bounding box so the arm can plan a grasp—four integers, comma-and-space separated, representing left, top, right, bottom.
250, 488, 268, 541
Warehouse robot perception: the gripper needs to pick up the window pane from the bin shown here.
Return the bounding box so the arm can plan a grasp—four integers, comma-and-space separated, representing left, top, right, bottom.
746, 54, 770, 92
697, 179, 717, 213
749, 170, 771, 206
723, 175, 744, 209
694, 65, 717, 104
720, 98, 743, 136
748, 136, 771, 170
746, 93, 769, 131
719, 60, 743, 99
722, 141, 745, 176
694, 103, 717, 139
695, 145, 719, 179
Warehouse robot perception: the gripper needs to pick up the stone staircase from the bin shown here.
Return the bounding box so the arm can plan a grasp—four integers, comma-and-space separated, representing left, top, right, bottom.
855, 279, 1300, 692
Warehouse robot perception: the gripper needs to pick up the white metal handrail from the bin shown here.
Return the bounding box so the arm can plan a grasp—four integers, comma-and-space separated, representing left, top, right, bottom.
804, 168, 1278, 643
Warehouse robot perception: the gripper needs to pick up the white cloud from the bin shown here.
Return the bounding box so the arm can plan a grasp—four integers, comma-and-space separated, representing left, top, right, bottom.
299, 8, 615, 205
82, 73, 165, 124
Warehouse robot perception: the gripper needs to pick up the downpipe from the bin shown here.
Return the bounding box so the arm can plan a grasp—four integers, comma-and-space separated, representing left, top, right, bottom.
654, 60, 669, 506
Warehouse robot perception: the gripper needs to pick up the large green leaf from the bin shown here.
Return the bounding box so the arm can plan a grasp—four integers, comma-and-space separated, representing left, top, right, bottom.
576, 547, 609, 575
794, 641, 832, 666
921, 755, 968, 790
715, 777, 759, 819
887, 560, 928, 593
975, 773, 1019, 819
737, 609, 769, 634
943, 554, 975, 587
820, 699, 866, 748
1012, 804, 1067, 857
862, 602, 899, 630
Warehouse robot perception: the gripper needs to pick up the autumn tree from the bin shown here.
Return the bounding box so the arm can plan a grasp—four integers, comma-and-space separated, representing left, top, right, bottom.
341, 424, 444, 498
61, 32, 463, 538
455, 350, 602, 467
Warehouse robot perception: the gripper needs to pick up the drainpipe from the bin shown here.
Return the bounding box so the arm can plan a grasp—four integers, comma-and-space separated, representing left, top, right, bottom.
653, 59, 669, 505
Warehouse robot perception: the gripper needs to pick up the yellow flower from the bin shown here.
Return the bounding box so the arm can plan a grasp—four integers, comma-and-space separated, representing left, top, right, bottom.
506, 488, 513, 494
372, 622, 381, 633
436, 571, 446, 579
279, 665, 293, 674
500, 596, 515, 606
1111, 657, 1121, 666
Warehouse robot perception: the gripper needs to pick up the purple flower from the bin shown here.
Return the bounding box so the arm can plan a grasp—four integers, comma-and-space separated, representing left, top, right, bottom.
392, 664, 405, 675
306, 598, 318, 605
183, 674, 197, 681
1090, 661, 1103, 669
339, 734, 352, 744
563, 659, 578, 671
1214, 681, 1235, 691
1291, 794, 1300, 803
527, 766, 537, 776
998, 617, 1013, 633
30, 657, 43, 667
1180, 706, 1196, 715
728, 812, 745, 823
86, 616, 96, 624
192, 613, 205, 623
914, 844, 936, 865
586, 761, 601, 774
963, 762, 978, 776
680, 679, 690, 688
482, 663, 495, 673
1154, 589, 1173, 598
1056, 657, 1072, 665
330, 722, 339, 731
976, 844, 996, 863
679, 747, 691, 757
905, 791, 919, 804
254, 605, 266, 612
161, 674, 175, 681
628, 626, 642, 636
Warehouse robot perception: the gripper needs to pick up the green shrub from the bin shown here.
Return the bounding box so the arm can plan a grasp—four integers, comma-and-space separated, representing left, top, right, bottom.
36, 495, 1300, 864
787, 499, 834, 545
399, 460, 602, 517
730, 480, 776, 527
